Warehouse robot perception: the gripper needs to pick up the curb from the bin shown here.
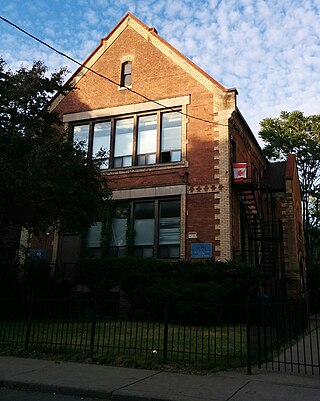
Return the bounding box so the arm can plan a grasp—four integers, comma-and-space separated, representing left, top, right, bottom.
0, 379, 110, 399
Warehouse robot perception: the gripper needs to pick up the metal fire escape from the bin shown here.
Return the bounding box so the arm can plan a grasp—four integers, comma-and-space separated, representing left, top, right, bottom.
240, 189, 262, 241
233, 163, 286, 297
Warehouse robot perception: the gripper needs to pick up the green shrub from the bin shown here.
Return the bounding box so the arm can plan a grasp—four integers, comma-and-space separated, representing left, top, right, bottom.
77, 257, 260, 305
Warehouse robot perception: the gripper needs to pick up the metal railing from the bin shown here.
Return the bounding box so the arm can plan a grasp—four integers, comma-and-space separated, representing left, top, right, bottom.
0, 297, 319, 374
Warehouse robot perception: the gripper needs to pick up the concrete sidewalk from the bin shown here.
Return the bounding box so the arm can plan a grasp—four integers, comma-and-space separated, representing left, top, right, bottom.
0, 356, 320, 401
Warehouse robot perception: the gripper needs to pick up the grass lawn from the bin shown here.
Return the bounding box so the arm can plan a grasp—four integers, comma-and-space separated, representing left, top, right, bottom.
0, 317, 249, 371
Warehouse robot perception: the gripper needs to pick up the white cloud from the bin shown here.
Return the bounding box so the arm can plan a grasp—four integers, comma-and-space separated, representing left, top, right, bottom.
1, 0, 320, 140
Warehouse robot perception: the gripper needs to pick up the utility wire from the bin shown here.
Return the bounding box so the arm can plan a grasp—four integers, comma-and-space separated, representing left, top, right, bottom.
0, 15, 229, 127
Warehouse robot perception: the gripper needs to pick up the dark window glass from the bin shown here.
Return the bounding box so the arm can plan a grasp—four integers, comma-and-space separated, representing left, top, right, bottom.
87, 222, 102, 248
134, 202, 154, 219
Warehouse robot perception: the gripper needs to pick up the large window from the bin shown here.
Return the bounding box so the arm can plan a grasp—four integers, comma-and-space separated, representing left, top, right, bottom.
86, 199, 180, 259
133, 199, 180, 258
72, 110, 182, 169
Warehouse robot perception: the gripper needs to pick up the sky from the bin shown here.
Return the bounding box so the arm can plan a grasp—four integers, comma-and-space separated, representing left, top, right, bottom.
1, 0, 320, 142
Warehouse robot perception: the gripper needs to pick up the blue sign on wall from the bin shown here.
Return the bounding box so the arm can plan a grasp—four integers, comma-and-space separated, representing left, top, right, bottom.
191, 243, 212, 258
29, 249, 46, 259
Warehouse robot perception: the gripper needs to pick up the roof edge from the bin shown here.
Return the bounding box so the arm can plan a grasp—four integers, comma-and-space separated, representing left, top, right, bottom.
234, 107, 267, 162
49, 12, 228, 110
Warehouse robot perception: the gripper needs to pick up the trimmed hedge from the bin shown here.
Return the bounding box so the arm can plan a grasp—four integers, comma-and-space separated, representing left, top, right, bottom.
77, 257, 260, 304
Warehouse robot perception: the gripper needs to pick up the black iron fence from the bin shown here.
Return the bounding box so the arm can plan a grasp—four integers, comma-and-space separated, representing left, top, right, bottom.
0, 296, 319, 374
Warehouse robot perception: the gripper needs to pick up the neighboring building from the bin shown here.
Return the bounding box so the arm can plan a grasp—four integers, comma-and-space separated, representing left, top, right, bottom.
26, 13, 305, 298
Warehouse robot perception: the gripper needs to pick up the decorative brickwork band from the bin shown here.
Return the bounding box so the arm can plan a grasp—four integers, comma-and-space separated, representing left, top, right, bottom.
188, 184, 223, 194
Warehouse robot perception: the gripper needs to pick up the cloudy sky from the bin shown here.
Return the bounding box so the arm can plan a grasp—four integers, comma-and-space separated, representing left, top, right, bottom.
1, 0, 319, 141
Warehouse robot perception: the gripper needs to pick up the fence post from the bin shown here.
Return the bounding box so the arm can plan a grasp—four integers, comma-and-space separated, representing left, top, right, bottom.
24, 290, 34, 351
246, 300, 252, 375
163, 302, 169, 363
90, 294, 97, 358
256, 300, 261, 369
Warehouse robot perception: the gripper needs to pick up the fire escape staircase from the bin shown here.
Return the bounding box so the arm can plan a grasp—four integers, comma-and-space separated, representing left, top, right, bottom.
233, 163, 285, 296
240, 190, 262, 240
239, 190, 279, 294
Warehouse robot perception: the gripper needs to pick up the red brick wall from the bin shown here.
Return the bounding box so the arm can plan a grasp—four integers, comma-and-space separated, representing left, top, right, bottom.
186, 193, 217, 258
54, 25, 223, 258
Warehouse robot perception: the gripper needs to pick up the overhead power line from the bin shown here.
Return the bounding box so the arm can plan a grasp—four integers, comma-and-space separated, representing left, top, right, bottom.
0, 15, 228, 127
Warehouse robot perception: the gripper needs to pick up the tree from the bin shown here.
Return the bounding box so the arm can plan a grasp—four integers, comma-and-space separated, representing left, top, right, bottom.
0, 59, 104, 234
259, 110, 320, 262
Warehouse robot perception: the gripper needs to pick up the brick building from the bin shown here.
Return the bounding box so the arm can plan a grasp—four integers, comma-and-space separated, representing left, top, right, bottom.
24, 13, 305, 298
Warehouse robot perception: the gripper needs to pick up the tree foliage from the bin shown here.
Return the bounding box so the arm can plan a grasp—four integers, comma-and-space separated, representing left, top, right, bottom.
0, 59, 103, 233
259, 110, 320, 262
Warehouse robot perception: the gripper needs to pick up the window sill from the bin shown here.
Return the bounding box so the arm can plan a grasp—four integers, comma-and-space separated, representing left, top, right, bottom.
102, 161, 188, 175
118, 85, 132, 91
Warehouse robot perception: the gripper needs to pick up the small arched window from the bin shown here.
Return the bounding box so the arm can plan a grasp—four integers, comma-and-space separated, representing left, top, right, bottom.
120, 61, 132, 87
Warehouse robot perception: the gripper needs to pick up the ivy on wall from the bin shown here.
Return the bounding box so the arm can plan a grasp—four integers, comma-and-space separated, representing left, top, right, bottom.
99, 199, 134, 257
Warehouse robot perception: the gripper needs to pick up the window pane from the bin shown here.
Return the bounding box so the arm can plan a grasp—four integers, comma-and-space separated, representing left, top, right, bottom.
114, 118, 133, 163
93, 122, 111, 157
137, 115, 157, 156
134, 203, 154, 219
171, 150, 181, 162
159, 218, 180, 244
114, 158, 122, 168
146, 154, 156, 164
123, 75, 132, 86
111, 218, 127, 247
93, 122, 111, 168
122, 156, 132, 167
124, 62, 131, 74
159, 245, 180, 258
134, 219, 154, 245
134, 202, 154, 246
134, 246, 153, 257
73, 125, 89, 152
161, 112, 181, 152
160, 200, 180, 218
87, 222, 102, 248
159, 201, 180, 245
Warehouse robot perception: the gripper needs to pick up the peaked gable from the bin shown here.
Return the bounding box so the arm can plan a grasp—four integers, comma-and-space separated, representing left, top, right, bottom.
50, 12, 227, 111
